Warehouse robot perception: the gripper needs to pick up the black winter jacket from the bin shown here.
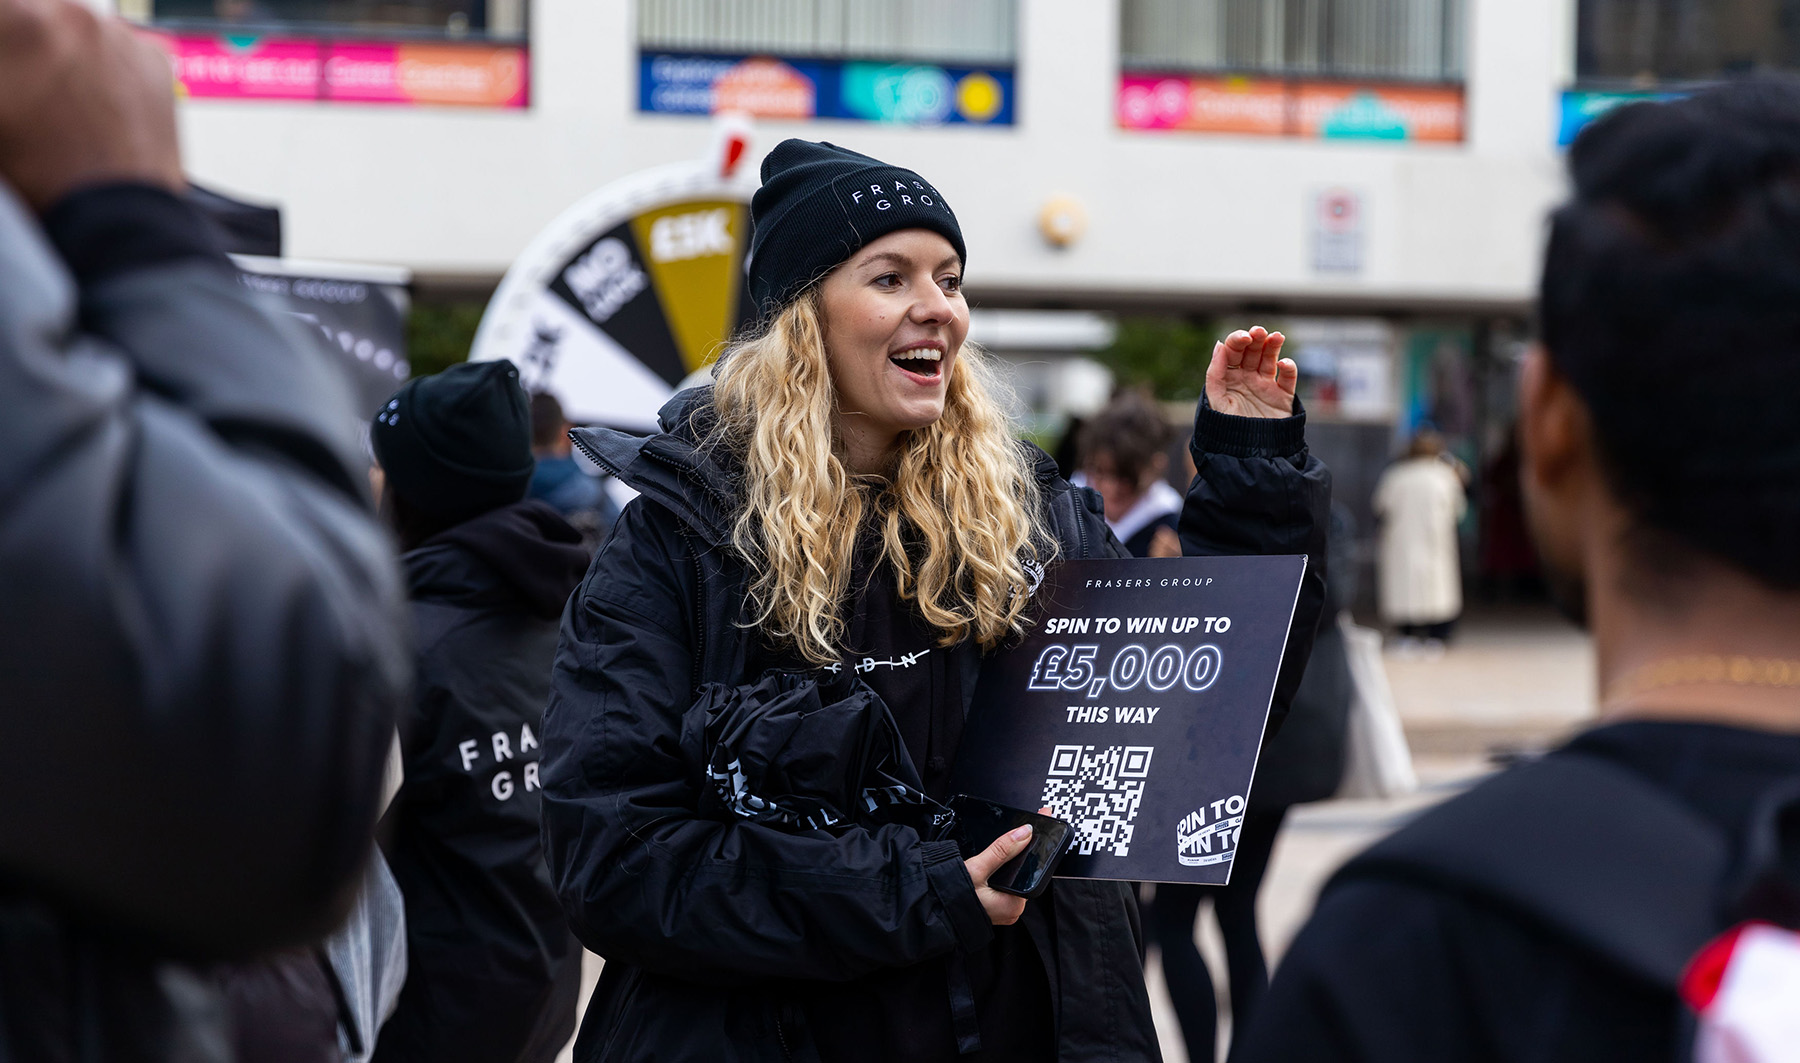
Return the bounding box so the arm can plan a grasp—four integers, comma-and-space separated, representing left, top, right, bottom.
374, 501, 588, 1063
541, 389, 1329, 1063
1246, 502, 1358, 808
0, 183, 409, 1060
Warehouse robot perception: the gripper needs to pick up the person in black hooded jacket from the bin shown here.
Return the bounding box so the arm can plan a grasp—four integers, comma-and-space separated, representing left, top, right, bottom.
369, 360, 587, 1063
540, 140, 1330, 1063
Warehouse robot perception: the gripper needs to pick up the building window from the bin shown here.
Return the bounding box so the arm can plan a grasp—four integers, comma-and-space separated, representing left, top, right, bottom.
127, 1, 528, 42
1121, 0, 1465, 84
1560, 1, 1800, 145
125, 1, 529, 42
122, 1, 531, 108
1576, 0, 1800, 87
637, 0, 1018, 126
638, 0, 1016, 66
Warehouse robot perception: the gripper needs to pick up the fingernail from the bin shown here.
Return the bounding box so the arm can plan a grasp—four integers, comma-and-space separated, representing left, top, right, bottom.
1010, 825, 1033, 841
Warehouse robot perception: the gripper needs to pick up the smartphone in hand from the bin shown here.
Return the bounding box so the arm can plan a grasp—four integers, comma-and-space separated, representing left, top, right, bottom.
949, 795, 1075, 899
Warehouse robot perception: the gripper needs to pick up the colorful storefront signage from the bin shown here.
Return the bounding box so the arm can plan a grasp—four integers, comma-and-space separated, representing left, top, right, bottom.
149, 33, 529, 107
640, 52, 1014, 126
1558, 89, 1683, 146
1118, 74, 1463, 142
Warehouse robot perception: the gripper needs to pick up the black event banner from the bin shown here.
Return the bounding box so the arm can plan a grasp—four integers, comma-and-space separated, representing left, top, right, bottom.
951, 555, 1308, 886
236, 266, 410, 417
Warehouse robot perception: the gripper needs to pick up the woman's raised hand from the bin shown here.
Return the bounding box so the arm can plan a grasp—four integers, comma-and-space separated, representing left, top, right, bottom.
1205, 326, 1298, 419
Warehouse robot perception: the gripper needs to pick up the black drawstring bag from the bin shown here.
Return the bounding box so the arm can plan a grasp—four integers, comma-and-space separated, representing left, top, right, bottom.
680, 670, 952, 839
680, 670, 989, 1054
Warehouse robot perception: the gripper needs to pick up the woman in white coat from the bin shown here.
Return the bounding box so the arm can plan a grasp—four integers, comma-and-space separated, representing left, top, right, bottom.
1374, 431, 1467, 648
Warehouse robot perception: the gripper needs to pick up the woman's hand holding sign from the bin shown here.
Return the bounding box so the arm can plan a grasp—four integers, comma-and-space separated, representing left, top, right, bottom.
1206, 326, 1297, 419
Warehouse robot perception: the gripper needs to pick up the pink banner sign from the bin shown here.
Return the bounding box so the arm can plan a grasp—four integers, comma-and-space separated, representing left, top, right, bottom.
151, 33, 529, 108
1119, 74, 1462, 142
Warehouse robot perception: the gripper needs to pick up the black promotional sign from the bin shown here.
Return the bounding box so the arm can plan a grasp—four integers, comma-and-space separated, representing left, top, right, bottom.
235, 259, 411, 417
951, 555, 1307, 885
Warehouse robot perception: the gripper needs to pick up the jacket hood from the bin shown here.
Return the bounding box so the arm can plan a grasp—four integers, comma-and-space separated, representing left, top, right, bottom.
571, 387, 740, 546
571, 386, 1070, 547
405, 499, 589, 620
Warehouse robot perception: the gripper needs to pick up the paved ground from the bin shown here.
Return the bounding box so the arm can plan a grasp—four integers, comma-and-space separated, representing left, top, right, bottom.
559, 606, 1596, 1063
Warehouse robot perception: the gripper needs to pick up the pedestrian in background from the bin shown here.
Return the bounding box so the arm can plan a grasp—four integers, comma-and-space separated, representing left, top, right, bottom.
539, 139, 1329, 1063
0, 1, 409, 1057
369, 360, 586, 1063
1238, 76, 1800, 1063
1374, 429, 1467, 652
1079, 389, 1184, 558
528, 389, 618, 548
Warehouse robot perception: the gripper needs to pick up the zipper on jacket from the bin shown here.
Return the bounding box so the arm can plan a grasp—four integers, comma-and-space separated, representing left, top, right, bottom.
1064, 489, 1089, 559
774, 1003, 798, 1063
570, 426, 708, 485
573, 430, 715, 691
676, 523, 706, 694
570, 430, 624, 480
575, 429, 737, 546
1076, 493, 1090, 558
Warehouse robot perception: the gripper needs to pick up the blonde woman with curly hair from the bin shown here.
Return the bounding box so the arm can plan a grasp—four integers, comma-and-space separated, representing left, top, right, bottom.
541, 141, 1330, 1063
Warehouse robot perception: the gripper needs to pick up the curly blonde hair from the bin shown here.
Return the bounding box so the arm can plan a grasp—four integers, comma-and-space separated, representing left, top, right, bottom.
708, 290, 1053, 665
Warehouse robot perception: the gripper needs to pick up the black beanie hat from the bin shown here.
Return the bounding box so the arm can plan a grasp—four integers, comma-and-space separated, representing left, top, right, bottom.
371, 359, 536, 524
746, 140, 966, 320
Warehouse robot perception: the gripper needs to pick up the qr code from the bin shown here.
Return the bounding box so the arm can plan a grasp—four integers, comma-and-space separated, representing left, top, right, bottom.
1040, 744, 1154, 857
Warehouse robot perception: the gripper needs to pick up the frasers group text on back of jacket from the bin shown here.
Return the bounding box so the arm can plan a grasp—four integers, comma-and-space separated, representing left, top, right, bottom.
457, 724, 542, 801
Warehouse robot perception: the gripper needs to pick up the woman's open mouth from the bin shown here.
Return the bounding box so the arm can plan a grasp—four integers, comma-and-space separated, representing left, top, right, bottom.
888, 346, 944, 381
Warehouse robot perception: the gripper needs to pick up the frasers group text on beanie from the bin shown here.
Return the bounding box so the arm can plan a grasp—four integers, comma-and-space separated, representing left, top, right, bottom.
745, 139, 966, 320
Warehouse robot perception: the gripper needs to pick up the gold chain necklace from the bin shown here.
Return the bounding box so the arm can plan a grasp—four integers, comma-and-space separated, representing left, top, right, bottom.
1606, 655, 1800, 704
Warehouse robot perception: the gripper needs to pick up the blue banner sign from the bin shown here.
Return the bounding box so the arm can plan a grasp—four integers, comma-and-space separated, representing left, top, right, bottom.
639, 51, 1015, 126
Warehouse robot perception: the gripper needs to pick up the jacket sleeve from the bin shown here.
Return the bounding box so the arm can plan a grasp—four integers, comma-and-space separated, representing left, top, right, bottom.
539, 499, 994, 985
1179, 395, 1332, 740
0, 183, 409, 957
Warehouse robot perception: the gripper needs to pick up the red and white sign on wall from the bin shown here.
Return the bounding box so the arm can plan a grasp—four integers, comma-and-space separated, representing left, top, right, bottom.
1313, 188, 1364, 274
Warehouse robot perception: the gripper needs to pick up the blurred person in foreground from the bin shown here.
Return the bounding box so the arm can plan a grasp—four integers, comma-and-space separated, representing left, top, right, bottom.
368, 361, 585, 1063
1373, 429, 1467, 653
528, 389, 618, 547
1078, 389, 1184, 559
0, 0, 408, 1058
1237, 78, 1800, 1063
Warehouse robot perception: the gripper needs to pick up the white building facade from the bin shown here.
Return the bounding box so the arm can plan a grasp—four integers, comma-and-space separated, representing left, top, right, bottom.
129, 0, 1575, 317
132, 0, 1778, 604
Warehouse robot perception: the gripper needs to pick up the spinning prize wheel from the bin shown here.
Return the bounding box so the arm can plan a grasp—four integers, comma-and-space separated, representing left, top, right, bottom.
471, 125, 756, 431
